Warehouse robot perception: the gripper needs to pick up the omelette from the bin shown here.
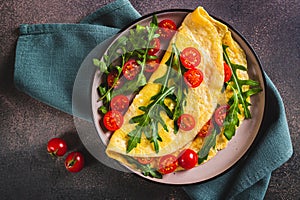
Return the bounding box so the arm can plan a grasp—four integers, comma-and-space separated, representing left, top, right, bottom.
100, 7, 255, 177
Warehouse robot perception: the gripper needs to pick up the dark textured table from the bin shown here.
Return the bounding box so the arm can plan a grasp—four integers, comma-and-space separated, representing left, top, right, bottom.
0, 0, 299, 199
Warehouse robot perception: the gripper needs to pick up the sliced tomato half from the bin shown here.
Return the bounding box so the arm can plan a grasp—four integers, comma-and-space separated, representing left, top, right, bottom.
110, 95, 129, 113
177, 114, 195, 131
214, 105, 230, 127
157, 19, 177, 39
148, 38, 160, 55
224, 62, 232, 82
103, 110, 124, 131
183, 68, 204, 88
180, 47, 201, 69
158, 154, 178, 174
122, 59, 141, 80
145, 58, 160, 73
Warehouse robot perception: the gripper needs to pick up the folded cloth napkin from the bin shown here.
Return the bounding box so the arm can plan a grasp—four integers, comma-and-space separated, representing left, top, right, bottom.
14, 0, 293, 199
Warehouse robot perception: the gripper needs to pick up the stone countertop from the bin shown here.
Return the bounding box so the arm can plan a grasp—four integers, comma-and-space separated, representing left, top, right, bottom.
0, 0, 299, 199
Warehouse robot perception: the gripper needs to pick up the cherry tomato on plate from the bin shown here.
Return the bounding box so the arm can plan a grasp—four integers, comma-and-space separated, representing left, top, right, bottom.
158, 154, 178, 174
65, 152, 85, 173
183, 68, 203, 88
178, 149, 198, 170
148, 38, 160, 55
180, 47, 201, 69
145, 58, 160, 73
137, 157, 154, 165
158, 19, 177, 39
224, 62, 232, 82
103, 110, 124, 131
110, 95, 129, 113
47, 138, 67, 157
198, 120, 214, 137
177, 114, 195, 131
107, 70, 123, 89
214, 105, 230, 127
122, 59, 141, 80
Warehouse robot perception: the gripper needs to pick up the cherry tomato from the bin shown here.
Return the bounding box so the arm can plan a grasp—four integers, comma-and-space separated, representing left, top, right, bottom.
65, 152, 85, 173
224, 62, 232, 82
178, 149, 198, 170
177, 114, 195, 131
103, 110, 124, 131
158, 19, 177, 39
107, 70, 123, 89
122, 59, 141, 80
47, 138, 67, 157
145, 58, 160, 73
214, 105, 230, 127
148, 38, 160, 55
180, 47, 201, 69
137, 157, 154, 165
110, 95, 129, 113
198, 120, 214, 137
158, 154, 178, 174
183, 68, 203, 88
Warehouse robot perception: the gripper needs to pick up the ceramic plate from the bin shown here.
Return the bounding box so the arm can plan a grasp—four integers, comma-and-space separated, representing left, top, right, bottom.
90, 10, 266, 184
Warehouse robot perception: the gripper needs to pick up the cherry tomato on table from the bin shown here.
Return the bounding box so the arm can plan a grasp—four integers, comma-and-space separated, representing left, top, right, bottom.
137, 157, 154, 165
47, 138, 67, 157
122, 59, 141, 80
65, 152, 85, 173
178, 149, 198, 170
183, 68, 203, 88
198, 120, 214, 138
177, 114, 195, 131
158, 154, 178, 174
180, 47, 201, 69
148, 38, 160, 55
110, 95, 129, 113
224, 62, 232, 82
158, 19, 177, 39
107, 70, 123, 89
103, 110, 124, 131
145, 58, 160, 73
214, 105, 230, 127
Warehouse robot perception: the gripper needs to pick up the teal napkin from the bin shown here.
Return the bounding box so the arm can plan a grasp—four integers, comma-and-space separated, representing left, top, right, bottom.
14, 0, 293, 199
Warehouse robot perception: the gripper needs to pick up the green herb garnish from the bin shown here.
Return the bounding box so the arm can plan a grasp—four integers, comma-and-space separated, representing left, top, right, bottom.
222, 45, 262, 140
124, 156, 162, 179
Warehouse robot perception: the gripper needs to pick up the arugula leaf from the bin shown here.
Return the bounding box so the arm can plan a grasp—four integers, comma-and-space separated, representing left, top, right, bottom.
198, 129, 218, 164
124, 155, 162, 179
127, 86, 175, 153
222, 45, 262, 140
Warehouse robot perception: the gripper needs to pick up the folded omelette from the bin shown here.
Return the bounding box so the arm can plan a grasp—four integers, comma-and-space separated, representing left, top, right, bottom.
105, 7, 248, 172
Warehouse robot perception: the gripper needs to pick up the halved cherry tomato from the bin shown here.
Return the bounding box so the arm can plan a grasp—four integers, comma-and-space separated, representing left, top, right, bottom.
198, 120, 214, 137
158, 19, 177, 39
122, 59, 141, 80
214, 105, 230, 127
183, 68, 203, 88
158, 154, 178, 174
103, 110, 124, 131
47, 138, 67, 157
177, 114, 195, 131
107, 70, 123, 89
178, 149, 198, 170
137, 157, 154, 165
110, 95, 129, 113
224, 62, 232, 82
65, 151, 84, 173
148, 38, 160, 55
145, 58, 160, 73
180, 47, 201, 69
